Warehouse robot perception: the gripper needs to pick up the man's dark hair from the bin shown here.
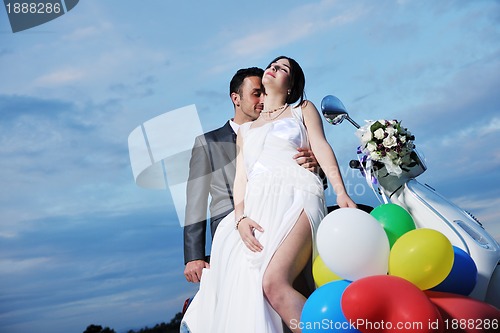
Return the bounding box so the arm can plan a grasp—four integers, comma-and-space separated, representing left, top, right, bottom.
229, 67, 264, 96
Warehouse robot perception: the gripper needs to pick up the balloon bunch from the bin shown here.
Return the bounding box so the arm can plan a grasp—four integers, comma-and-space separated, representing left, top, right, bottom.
302, 205, 499, 333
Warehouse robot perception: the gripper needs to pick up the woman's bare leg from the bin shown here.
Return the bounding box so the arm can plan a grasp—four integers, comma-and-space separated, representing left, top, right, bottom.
263, 211, 312, 333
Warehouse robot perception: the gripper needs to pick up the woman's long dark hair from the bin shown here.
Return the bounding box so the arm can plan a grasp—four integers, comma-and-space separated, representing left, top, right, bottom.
266, 56, 306, 107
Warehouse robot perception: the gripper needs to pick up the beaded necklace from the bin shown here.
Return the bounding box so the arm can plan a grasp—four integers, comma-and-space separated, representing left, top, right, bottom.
261, 104, 288, 121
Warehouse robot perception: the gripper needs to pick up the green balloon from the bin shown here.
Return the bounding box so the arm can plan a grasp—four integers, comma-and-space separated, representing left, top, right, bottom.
370, 204, 416, 248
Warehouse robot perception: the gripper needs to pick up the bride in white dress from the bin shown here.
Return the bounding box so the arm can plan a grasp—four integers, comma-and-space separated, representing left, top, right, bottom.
181, 56, 357, 333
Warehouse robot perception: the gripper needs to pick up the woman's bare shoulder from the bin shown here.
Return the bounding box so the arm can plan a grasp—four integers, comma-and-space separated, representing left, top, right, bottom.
300, 100, 320, 118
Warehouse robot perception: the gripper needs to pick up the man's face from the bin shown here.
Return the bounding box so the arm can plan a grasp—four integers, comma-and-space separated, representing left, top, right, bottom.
237, 76, 264, 121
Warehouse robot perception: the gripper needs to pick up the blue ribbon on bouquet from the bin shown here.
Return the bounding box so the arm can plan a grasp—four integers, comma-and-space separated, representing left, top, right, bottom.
356, 146, 388, 204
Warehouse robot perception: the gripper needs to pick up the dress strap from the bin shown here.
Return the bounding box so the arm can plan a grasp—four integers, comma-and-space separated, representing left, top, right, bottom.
290, 105, 304, 124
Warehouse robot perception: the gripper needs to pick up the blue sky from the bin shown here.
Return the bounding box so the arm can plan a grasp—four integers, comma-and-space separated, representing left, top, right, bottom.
0, 0, 499, 332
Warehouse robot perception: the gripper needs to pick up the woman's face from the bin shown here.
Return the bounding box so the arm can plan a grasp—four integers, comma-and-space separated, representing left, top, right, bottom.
262, 58, 291, 91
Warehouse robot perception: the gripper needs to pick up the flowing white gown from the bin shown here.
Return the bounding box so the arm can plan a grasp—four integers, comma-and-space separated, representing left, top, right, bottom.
181, 107, 326, 333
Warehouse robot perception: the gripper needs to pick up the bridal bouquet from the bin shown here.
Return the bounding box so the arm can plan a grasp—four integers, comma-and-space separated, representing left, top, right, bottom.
356, 119, 417, 176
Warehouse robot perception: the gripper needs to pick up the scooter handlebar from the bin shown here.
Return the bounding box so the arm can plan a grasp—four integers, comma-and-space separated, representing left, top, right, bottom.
349, 160, 361, 169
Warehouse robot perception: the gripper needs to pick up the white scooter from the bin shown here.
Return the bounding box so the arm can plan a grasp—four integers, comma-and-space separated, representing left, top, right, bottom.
321, 95, 500, 308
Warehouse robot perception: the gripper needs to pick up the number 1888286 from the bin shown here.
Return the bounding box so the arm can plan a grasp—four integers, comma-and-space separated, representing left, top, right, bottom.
443, 318, 498, 330
6, 2, 61, 14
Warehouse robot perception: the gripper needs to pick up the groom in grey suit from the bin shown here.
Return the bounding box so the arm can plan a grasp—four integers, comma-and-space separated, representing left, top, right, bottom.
183, 67, 321, 283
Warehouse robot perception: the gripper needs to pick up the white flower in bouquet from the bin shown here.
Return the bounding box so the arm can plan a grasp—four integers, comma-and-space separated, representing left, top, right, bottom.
374, 128, 385, 140
383, 135, 397, 148
385, 126, 397, 136
356, 119, 417, 176
367, 142, 377, 152
370, 151, 379, 160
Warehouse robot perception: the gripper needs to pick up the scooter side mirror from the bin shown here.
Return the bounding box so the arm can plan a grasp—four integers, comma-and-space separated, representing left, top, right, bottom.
321, 95, 360, 128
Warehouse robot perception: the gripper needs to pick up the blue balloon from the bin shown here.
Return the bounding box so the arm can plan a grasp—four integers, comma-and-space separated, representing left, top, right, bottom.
431, 246, 478, 295
300, 280, 360, 333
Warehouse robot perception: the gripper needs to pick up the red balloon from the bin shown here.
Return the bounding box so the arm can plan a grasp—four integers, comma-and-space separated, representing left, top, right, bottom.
425, 291, 500, 333
341, 275, 443, 333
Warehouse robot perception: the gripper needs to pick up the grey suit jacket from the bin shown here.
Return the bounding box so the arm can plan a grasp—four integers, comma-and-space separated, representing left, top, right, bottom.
183, 121, 237, 264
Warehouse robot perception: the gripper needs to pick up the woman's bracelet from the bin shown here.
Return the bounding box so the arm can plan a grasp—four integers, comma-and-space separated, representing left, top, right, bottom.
235, 214, 247, 230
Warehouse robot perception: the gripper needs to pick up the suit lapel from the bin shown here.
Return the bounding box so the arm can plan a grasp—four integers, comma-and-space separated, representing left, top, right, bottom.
213, 121, 236, 164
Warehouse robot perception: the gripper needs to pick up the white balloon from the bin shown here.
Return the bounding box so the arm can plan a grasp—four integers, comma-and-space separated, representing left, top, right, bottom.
316, 208, 390, 281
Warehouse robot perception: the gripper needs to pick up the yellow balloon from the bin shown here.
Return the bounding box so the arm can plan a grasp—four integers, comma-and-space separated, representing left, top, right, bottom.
312, 255, 342, 287
389, 228, 454, 290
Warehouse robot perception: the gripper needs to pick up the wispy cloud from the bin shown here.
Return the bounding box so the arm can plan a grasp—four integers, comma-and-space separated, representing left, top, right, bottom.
440, 117, 500, 147
62, 23, 113, 42
34, 68, 85, 85
221, 0, 367, 62
0, 257, 52, 274
452, 195, 500, 241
